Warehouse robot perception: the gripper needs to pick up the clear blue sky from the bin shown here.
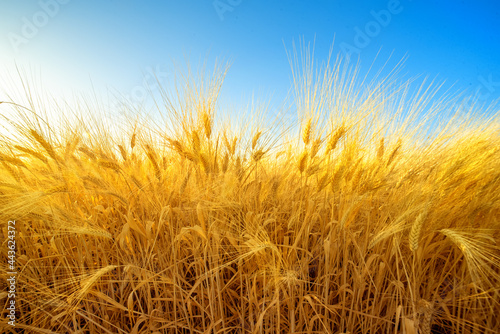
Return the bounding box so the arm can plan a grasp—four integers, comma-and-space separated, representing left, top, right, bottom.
1, 0, 499, 121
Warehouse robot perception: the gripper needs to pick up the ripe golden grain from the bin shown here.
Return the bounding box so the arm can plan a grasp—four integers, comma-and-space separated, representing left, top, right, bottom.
183, 151, 198, 162
1, 51, 499, 334
252, 149, 265, 162
377, 137, 385, 160
167, 138, 184, 154
386, 139, 402, 167
221, 153, 229, 173
326, 125, 346, 153
145, 145, 161, 180
223, 131, 231, 152
297, 150, 308, 173
417, 299, 434, 334
118, 145, 128, 161
130, 133, 136, 149
179, 170, 191, 193
317, 172, 329, 191
1, 162, 21, 183
30, 129, 59, 162
15, 145, 48, 164
82, 175, 106, 188
310, 139, 322, 159
202, 111, 212, 139
230, 137, 237, 155
0, 154, 27, 169
306, 163, 320, 177
409, 211, 427, 252
199, 152, 210, 173
191, 130, 201, 152
78, 146, 97, 160
252, 131, 262, 150
331, 164, 345, 188
45, 185, 68, 195
130, 174, 143, 189
302, 118, 312, 145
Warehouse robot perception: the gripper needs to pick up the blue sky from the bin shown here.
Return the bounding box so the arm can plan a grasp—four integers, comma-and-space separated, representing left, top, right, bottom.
1, 0, 499, 122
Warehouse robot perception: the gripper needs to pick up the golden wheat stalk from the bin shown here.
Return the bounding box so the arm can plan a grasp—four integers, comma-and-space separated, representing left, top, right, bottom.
386, 139, 402, 166
78, 146, 97, 160
130, 133, 136, 149
302, 118, 312, 145
30, 129, 59, 162
98, 160, 121, 172
14, 145, 49, 164
326, 125, 346, 153
230, 137, 238, 155
310, 139, 322, 159
252, 149, 265, 162
1, 162, 21, 183
179, 170, 191, 193
199, 152, 210, 173
145, 145, 161, 180
409, 210, 427, 252
191, 130, 201, 152
202, 111, 212, 139
252, 131, 262, 150
130, 174, 143, 189
377, 137, 385, 160
221, 153, 229, 173
0, 154, 27, 169
44, 185, 68, 195
118, 145, 128, 161
297, 150, 308, 173
82, 174, 106, 188
167, 138, 184, 155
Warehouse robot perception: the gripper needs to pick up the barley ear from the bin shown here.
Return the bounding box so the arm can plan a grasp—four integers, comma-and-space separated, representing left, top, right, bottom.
98, 160, 121, 172
310, 139, 321, 159
202, 111, 212, 139
145, 145, 161, 180
30, 129, 59, 162
191, 130, 201, 152
326, 125, 346, 153
377, 137, 384, 160
230, 137, 237, 156
15, 145, 48, 164
0, 154, 27, 169
130, 133, 136, 149
298, 150, 308, 173
302, 118, 312, 145
252, 131, 262, 150
252, 149, 265, 162
409, 210, 427, 252
386, 139, 402, 167
221, 153, 229, 173
118, 145, 127, 161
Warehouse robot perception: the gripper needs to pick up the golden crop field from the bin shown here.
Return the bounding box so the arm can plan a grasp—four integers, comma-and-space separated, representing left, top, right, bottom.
1, 53, 499, 333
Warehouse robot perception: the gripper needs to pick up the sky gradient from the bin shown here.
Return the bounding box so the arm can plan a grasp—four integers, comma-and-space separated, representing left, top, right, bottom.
1, 0, 499, 120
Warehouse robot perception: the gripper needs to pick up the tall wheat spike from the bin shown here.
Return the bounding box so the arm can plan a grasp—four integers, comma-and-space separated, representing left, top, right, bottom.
409, 209, 428, 252
302, 118, 312, 145
14, 145, 48, 164
252, 131, 262, 150
30, 129, 59, 162
326, 125, 346, 153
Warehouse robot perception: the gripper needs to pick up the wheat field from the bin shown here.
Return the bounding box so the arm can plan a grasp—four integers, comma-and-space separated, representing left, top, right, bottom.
1, 53, 499, 333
